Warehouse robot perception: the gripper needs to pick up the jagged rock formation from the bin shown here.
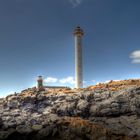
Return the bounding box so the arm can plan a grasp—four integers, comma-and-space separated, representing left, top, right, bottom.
0, 79, 140, 140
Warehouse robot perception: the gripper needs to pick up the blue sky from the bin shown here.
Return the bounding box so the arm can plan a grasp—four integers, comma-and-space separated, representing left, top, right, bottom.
0, 0, 140, 97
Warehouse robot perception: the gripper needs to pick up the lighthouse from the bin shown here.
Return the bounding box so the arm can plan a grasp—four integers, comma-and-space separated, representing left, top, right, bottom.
37, 76, 45, 91
74, 26, 84, 88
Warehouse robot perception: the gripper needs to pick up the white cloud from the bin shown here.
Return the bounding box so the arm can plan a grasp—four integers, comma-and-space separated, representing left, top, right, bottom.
104, 80, 120, 83
44, 76, 96, 87
44, 77, 58, 83
44, 76, 75, 85
130, 50, 140, 64
132, 59, 140, 63
69, 0, 83, 7
0, 91, 14, 98
94, 80, 121, 85
59, 76, 75, 85
104, 80, 110, 83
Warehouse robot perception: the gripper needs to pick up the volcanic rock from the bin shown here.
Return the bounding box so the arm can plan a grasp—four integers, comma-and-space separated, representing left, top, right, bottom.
0, 79, 140, 140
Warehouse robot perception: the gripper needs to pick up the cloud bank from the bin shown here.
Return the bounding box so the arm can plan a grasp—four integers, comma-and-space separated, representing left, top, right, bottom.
45, 76, 75, 85
130, 50, 140, 64
44, 76, 97, 87
59, 76, 75, 85
44, 77, 58, 83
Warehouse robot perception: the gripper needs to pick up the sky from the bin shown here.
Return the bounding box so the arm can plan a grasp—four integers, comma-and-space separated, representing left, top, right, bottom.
0, 0, 140, 97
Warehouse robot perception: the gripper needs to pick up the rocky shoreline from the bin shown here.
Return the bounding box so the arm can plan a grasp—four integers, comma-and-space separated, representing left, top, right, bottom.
0, 80, 140, 140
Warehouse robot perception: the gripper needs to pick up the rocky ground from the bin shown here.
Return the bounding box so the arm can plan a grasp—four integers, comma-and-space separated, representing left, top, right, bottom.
0, 79, 140, 140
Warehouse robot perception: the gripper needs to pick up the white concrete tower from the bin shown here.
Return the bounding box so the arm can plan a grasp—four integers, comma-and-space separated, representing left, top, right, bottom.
74, 26, 84, 88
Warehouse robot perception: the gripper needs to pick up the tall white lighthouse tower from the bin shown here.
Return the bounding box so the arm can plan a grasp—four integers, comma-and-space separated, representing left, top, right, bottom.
74, 26, 84, 88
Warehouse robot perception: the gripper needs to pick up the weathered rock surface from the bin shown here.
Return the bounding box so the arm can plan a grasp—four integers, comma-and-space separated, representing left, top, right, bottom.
0, 79, 140, 140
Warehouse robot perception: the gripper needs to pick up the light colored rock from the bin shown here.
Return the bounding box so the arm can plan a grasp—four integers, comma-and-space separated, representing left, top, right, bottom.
90, 105, 99, 115
77, 99, 88, 110
32, 125, 43, 131
16, 125, 32, 134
